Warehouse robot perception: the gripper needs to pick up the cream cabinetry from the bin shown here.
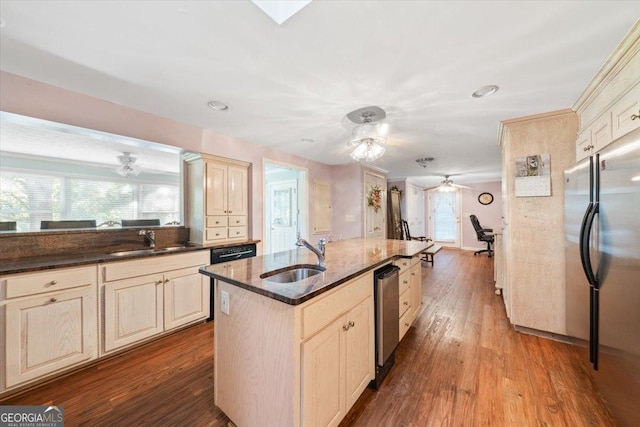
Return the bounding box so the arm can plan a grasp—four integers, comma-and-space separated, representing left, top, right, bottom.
575, 38, 640, 161
185, 154, 250, 245
0, 265, 98, 391
100, 251, 209, 354
302, 297, 372, 427
395, 256, 421, 340
214, 271, 374, 427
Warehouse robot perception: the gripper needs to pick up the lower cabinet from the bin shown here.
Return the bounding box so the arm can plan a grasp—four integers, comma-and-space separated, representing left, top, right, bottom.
101, 251, 210, 354
1, 265, 98, 392
396, 255, 421, 340
302, 297, 373, 427
214, 271, 374, 427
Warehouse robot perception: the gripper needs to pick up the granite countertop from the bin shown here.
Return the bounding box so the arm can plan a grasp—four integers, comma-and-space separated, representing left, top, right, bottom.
0, 244, 208, 275
199, 238, 432, 305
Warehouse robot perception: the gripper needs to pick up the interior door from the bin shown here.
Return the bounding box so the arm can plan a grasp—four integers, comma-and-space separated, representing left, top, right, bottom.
428, 190, 460, 247
268, 180, 298, 254
364, 172, 386, 238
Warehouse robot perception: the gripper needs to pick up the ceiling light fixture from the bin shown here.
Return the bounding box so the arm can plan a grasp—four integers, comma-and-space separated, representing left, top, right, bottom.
472, 85, 499, 98
116, 152, 140, 177
208, 100, 230, 111
347, 109, 388, 162
416, 157, 435, 168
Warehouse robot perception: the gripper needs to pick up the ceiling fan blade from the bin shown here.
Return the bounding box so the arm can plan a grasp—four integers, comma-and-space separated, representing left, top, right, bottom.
452, 183, 474, 189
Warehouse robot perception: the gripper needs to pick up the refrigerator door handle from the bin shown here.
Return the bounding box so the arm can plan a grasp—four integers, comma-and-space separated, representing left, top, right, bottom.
582, 202, 599, 288
579, 202, 594, 286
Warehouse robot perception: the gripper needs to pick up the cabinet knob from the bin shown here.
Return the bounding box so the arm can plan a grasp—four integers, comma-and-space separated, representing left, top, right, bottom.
411, 272, 416, 276
348, 320, 355, 328
49, 280, 58, 286
631, 111, 639, 121
343, 324, 351, 331
403, 280, 408, 284
236, 231, 240, 235
229, 211, 233, 213
236, 220, 240, 224
164, 279, 170, 284
224, 210, 228, 214
156, 280, 163, 285
49, 298, 57, 303
405, 323, 410, 327
404, 301, 409, 306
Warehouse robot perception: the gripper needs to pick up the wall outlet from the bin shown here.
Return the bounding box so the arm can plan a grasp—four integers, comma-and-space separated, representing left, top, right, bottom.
221, 290, 230, 315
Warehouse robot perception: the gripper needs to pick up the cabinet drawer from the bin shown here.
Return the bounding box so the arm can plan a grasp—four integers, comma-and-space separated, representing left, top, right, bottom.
206, 228, 228, 241
102, 251, 209, 282
206, 216, 228, 227
228, 216, 247, 227
399, 271, 411, 295
3, 265, 97, 299
228, 226, 247, 239
301, 272, 372, 340
399, 288, 411, 317
394, 257, 411, 275
399, 308, 412, 341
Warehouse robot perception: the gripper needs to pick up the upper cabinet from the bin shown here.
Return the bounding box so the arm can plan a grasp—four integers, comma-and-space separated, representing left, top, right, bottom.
185, 154, 250, 245
574, 26, 640, 161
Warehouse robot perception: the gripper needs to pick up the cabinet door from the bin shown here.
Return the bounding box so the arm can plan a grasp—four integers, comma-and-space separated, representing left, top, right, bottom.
104, 274, 164, 352
611, 84, 640, 140
5, 287, 97, 388
344, 297, 374, 410
227, 165, 248, 216
164, 267, 210, 331
302, 315, 346, 427
409, 262, 421, 322
206, 161, 228, 216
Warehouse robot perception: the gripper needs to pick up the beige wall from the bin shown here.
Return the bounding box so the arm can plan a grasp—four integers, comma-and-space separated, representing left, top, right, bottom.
501, 109, 578, 335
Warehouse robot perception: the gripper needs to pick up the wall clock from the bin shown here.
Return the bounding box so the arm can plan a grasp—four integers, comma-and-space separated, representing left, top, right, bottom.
478, 192, 494, 205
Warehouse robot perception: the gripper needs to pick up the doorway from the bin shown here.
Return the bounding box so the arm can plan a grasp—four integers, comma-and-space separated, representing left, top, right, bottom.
427, 189, 461, 247
264, 161, 307, 255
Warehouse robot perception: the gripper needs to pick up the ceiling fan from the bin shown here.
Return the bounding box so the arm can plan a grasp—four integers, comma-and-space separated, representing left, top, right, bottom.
426, 175, 474, 192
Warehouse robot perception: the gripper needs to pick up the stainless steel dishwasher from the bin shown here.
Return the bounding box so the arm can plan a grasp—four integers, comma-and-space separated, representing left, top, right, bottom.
370, 264, 400, 389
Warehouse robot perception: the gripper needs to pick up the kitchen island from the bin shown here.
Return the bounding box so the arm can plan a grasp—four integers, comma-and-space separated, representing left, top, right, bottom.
199, 238, 430, 427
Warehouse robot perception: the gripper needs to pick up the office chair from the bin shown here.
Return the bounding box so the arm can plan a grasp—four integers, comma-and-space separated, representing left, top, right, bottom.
121, 219, 161, 227
470, 214, 494, 257
0, 221, 17, 231
41, 220, 96, 229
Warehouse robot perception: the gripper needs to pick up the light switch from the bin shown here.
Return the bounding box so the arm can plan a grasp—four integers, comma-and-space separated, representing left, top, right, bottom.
345, 214, 356, 222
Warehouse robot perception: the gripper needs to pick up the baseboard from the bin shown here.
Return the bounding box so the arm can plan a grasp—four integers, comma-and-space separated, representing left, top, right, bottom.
513, 325, 572, 344
461, 246, 486, 252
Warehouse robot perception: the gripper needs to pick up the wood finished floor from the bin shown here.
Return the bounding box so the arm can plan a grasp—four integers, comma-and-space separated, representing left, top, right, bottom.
1, 249, 617, 426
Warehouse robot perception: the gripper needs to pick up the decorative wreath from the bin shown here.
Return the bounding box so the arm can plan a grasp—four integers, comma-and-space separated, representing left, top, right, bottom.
367, 185, 383, 213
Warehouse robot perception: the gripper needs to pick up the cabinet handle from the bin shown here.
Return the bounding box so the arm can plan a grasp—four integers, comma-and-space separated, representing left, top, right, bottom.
631, 111, 639, 121
49, 298, 57, 303
348, 321, 355, 328
229, 211, 233, 213
164, 279, 170, 284
49, 280, 58, 286
411, 272, 416, 276
403, 280, 408, 285
156, 280, 163, 285
343, 324, 351, 331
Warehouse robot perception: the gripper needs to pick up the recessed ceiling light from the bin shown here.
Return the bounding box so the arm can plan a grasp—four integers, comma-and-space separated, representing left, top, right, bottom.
472, 85, 499, 98
207, 100, 229, 111
301, 138, 314, 143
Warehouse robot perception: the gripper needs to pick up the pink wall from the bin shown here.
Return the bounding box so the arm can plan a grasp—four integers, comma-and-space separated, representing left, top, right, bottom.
0, 71, 344, 251
330, 163, 364, 240
459, 181, 503, 249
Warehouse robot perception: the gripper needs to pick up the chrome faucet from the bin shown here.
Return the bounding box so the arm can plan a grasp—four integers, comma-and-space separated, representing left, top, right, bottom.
139, 229, 156, 248
296, 232, 326, 267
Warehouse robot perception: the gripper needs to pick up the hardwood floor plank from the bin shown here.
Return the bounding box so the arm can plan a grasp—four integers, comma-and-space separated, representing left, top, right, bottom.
1, 248, 618, 427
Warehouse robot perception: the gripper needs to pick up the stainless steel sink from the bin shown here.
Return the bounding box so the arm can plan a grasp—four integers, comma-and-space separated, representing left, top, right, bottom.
260, 265, 325, 283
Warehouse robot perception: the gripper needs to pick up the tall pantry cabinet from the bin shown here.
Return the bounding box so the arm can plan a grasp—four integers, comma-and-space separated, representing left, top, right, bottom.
184, 154, 250, 245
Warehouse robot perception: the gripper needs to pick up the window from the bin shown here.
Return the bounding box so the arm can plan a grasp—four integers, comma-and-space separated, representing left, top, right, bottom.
0, 111, 182, 232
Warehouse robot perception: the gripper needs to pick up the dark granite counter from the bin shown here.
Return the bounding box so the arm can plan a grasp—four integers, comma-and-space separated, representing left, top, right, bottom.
199, 238, 431, 305
0, 239, 261, 275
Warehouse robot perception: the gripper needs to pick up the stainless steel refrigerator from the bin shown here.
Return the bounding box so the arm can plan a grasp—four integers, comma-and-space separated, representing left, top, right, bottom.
565, 127, 640, 427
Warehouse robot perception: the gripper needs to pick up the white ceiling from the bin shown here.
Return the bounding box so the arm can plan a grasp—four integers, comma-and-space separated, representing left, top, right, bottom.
0, 1, 638, 186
